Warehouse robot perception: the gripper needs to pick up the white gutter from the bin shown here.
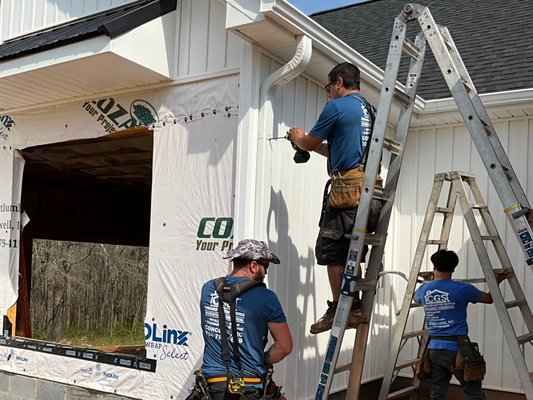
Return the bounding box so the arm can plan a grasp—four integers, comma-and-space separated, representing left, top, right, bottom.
261, 0, 425, 112
254, 34, 312, 240
420, 87, 533, 115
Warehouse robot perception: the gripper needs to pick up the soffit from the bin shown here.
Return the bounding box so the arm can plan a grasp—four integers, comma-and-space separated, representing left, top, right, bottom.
22, 128, 153, 190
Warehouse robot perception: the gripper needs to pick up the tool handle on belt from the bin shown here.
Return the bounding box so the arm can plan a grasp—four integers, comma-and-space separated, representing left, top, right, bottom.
194, 369, 211, 400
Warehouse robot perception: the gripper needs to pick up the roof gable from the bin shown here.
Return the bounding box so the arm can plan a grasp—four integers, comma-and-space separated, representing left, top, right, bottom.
311, 0, 533, 100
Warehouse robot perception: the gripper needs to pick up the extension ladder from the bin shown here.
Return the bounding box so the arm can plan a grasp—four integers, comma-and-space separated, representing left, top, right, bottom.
314, 7, 427, 400
315, 3, 533, 399
379, 171, 533, 399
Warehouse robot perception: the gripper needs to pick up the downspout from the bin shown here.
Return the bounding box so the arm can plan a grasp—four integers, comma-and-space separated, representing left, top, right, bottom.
254, 35, 312, 240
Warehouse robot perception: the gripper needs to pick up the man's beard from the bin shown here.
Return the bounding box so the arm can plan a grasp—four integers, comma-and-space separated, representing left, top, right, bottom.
253, 271, 265, 283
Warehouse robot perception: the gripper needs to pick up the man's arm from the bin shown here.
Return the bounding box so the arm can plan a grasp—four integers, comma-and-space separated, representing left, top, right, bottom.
264, 321, 293, 365
479, 271, 509, 304
286, 127, 327, 156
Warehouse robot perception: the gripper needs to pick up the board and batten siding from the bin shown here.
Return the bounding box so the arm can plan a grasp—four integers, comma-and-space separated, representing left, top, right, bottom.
385, 116, 533, 393
176, 0, 244, 77
0, 0, 136, 42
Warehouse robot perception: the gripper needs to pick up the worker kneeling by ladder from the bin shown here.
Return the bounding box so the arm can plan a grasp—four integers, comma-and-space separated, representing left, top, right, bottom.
187, 239, 290, 400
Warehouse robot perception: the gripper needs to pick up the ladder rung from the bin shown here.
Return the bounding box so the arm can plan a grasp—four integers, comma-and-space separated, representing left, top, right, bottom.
436, 206, 454, 214
393, 87, 411, 108
383, 137, 402, 155
427, 239, 447, 245
387, 385, 419, 400
410, 302, 422, 308
402, 329, 427, 340
480, 235, 499, 241
418, 271, 433, 279
456, 277, 486, 283
354, 280, 377, 291
373, 186, 392, 202
333, 362, 351, 374
402, 37, 421, 60
505, 299, 526, 309
471, 203, 487, 210
364, 233, 382, 246
395, 358, 420, 370
517, 333, 533, 345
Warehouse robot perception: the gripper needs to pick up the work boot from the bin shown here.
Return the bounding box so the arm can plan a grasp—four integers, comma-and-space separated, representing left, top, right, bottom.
310, 300, 368, 334
347, 300, 368, 328
310, 301, 337, 334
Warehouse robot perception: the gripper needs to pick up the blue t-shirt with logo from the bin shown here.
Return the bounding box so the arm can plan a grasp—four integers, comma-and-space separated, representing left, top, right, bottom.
310, 94, 373, 172
415, 279, 483, 351
200, 276, 287, 379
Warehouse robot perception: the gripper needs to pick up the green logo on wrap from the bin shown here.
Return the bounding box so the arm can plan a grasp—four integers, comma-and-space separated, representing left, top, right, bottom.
82, 98, 159, 133
196, 217, 233, 252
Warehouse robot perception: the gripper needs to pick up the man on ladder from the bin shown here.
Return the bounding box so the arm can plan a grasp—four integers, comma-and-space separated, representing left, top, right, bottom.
286, 62, 379, 334
415, 249, 508, 400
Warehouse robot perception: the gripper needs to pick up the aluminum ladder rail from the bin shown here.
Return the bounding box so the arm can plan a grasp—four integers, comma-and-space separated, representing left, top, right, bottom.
314, 10, 427, 400
379, 171, 533, 400
402, 3, 533, 267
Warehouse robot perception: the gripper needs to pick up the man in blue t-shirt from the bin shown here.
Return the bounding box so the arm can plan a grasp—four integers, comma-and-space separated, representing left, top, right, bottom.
415, 249, 508, 400
199, 239, 292, 400
286, 62, 378, 334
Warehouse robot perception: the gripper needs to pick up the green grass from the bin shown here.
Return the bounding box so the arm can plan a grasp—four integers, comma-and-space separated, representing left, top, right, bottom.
34, 322, 145, 349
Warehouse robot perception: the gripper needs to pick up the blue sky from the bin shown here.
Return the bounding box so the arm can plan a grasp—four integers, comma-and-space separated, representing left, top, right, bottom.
287, 0, 365, 15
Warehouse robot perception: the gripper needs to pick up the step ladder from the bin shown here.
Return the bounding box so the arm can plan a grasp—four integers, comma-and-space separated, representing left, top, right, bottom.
315, 3, 533, 399
314, 6, 427, 400
379, 171, 533, 399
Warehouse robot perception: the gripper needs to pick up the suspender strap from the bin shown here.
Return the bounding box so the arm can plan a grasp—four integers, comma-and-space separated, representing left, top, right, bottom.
229, 297, 242, 370
215, 280, 233, 370
213, 277, 265, 379
350, 94, 376, 168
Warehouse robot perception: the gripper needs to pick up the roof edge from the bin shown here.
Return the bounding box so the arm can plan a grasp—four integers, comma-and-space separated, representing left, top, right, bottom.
261, 0, 425, 109
420, 88, 533, 115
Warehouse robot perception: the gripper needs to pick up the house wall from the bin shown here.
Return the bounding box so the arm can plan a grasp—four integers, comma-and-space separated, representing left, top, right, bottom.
0, 0, 136, 42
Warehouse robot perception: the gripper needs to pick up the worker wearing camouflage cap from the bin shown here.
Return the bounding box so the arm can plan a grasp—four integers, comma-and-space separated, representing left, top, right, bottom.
194, 239, 292, 399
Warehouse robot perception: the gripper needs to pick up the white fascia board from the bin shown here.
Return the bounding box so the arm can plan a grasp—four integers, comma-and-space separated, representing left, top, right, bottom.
420, 88, 533, 114
109, 11, 176, 79
0, 36, 110, 78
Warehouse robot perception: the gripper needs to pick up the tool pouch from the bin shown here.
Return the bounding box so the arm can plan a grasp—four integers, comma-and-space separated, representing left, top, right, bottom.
185, 369, 211, 400
329, 167, 365, 209
453, 336, 486, 382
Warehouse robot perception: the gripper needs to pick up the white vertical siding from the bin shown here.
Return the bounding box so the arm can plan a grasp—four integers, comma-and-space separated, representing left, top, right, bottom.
385, 116, 533, 393
0, 0, 136, 42
176, 0, 244, 78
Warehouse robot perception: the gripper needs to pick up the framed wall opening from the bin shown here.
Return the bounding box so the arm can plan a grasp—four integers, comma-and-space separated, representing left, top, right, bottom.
17, 128, 152, 360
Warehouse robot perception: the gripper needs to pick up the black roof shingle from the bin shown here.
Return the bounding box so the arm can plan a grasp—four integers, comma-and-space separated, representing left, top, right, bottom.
311, 0, 533, 100
0, 0, 176, 62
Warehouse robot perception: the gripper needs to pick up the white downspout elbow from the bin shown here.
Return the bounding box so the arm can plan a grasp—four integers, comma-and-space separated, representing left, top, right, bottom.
254, 35, 312, 240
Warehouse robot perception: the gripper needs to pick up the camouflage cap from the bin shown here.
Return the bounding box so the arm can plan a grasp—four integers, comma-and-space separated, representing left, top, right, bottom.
223, 239, 280, 264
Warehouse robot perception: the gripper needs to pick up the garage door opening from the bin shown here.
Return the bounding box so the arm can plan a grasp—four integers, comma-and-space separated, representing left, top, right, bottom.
18, 128, 152, 358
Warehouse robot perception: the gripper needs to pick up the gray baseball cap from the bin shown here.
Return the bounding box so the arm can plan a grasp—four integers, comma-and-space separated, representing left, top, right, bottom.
223, 239, 280, 264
